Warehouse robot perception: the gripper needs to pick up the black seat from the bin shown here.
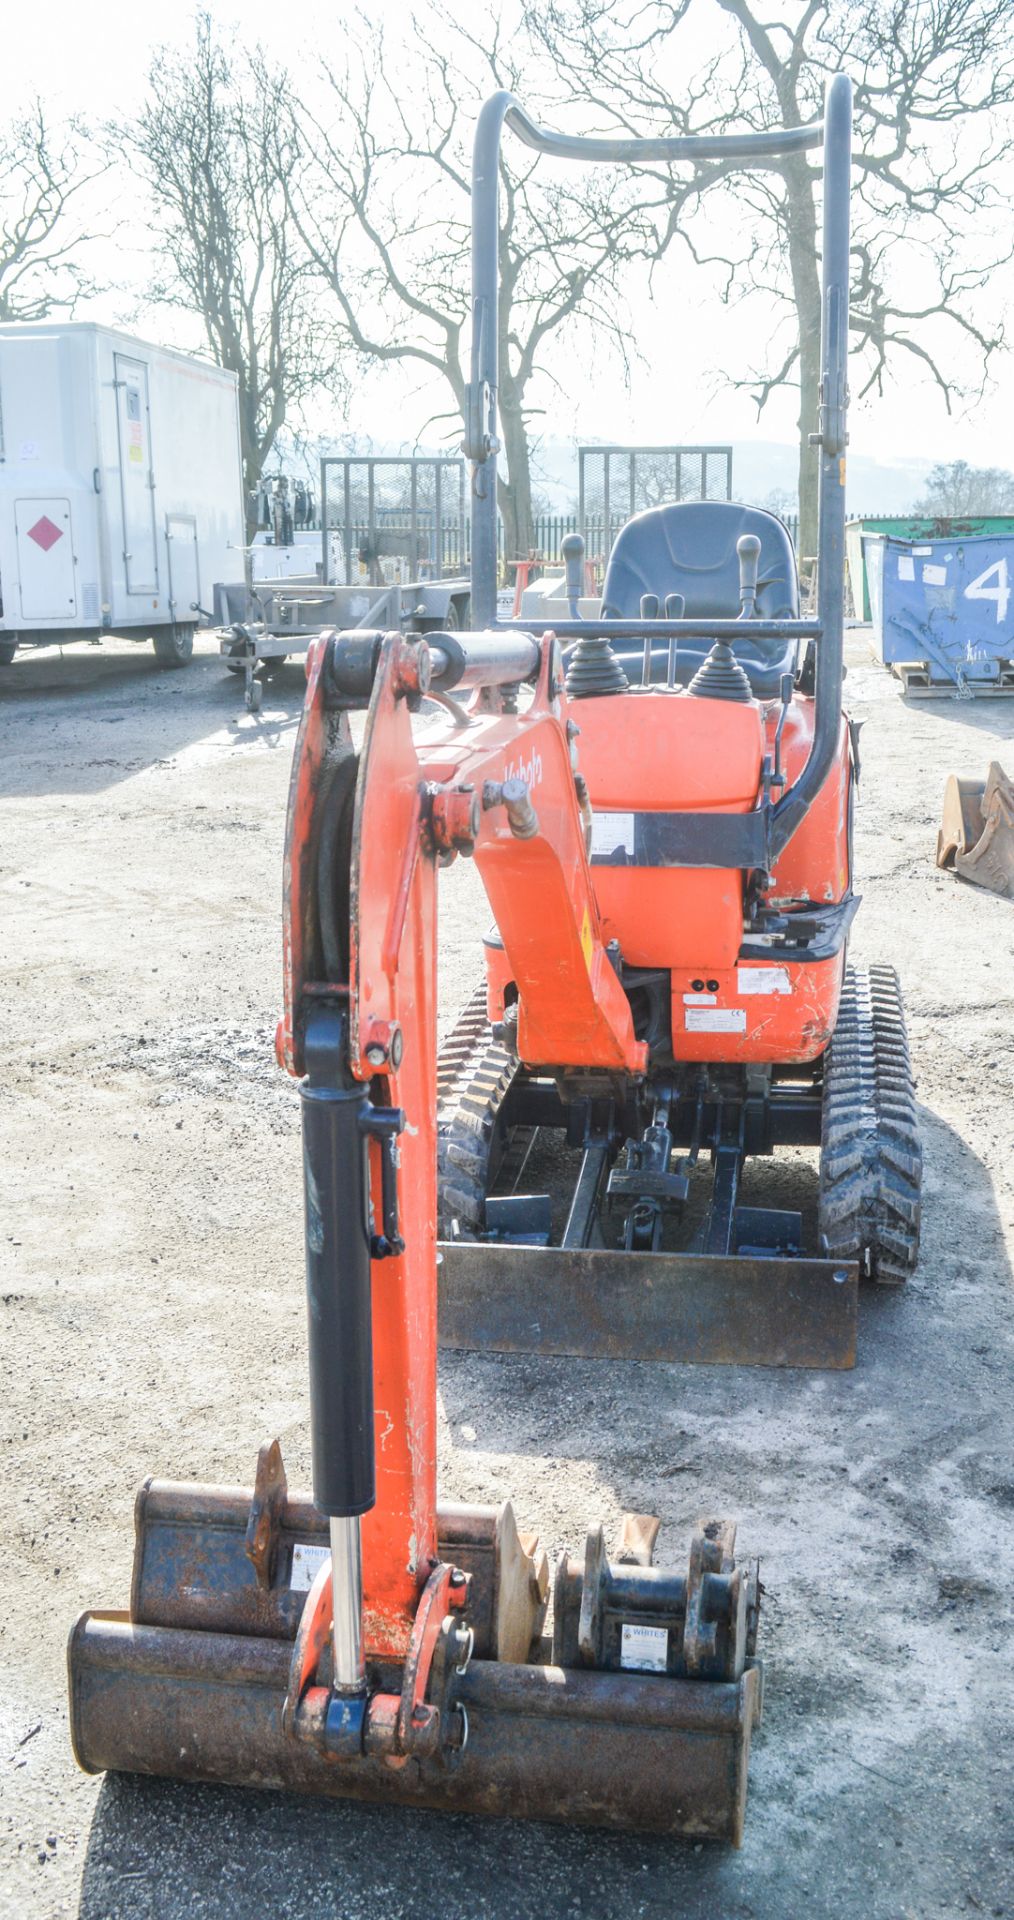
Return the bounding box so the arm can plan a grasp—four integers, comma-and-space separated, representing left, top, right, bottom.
601, 501, 800, 701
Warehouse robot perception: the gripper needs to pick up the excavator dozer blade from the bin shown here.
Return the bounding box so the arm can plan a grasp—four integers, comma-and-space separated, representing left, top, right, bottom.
67, 1475, 761, 1843
438, 1243, 858, 1369
937, 763, 1014, 901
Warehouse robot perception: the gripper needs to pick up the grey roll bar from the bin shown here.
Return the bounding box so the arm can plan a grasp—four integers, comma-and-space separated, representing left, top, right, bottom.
464, 76, 853, 866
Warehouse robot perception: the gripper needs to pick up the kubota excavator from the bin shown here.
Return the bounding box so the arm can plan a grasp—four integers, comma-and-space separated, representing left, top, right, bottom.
68, 73, 920, 1844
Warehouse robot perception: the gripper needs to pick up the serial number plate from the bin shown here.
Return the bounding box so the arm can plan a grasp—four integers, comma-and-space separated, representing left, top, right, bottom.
685, 1007, 747, 1033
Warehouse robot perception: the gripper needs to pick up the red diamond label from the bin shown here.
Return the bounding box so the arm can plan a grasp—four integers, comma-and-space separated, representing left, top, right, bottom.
27, 515, 63, 552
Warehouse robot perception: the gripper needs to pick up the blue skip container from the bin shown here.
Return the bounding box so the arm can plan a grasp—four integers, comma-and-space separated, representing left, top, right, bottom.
864, 532, 1014, 694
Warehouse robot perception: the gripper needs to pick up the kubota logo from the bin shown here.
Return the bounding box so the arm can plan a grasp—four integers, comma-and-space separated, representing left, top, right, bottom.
503, 750, 543, 790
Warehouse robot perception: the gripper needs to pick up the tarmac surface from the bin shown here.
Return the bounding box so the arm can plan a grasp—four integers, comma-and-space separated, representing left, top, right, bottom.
1, 629, 1013, 1919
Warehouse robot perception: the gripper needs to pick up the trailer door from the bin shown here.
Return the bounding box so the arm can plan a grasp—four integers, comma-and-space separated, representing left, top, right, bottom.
15, 499, 77, 619
114, 354, 158, 594
166, 513, 200, 624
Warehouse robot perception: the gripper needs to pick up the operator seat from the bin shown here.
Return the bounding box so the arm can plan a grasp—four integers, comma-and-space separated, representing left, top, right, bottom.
602, 501, 800, 701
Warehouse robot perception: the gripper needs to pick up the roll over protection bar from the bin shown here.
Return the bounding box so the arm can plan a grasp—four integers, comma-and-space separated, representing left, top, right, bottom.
465, 76, 853, 865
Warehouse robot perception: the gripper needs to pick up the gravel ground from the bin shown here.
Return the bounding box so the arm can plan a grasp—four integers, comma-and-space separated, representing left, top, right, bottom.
1, 630, 1013, 1920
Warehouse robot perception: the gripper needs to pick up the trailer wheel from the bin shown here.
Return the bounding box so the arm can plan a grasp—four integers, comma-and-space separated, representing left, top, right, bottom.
246, 680, 263, 713
0, 641, 17, 666
152, 623, 195, 669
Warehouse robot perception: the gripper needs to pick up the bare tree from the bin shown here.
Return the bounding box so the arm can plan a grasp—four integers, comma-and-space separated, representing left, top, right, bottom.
535, 0, 1014, 559
0, 106, 100, 320
913, 459, 1014, 517
280, 10, 678, 564
135, 16, 337, 536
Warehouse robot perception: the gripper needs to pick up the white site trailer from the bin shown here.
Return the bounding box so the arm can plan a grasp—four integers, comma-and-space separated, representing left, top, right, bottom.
0, 322, 244, 668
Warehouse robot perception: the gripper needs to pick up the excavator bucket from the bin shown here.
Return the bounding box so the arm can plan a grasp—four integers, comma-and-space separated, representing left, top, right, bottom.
937, 763, 1014, 900
68, 1461, 762, 1842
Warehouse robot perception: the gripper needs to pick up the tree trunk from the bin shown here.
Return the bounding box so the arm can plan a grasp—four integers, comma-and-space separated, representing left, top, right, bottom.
497, 375, 535, 573
244, 454, 263, 545
491, 349, 533, 568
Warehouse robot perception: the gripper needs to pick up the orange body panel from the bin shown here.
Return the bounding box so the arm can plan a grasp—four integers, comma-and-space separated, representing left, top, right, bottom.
482, 684, 853, 1066
575, 690, 763, 973
670, 956, 843, 1064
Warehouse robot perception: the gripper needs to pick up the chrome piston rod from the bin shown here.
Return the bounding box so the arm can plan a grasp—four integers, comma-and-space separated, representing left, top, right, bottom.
330, 1514, 366, 1693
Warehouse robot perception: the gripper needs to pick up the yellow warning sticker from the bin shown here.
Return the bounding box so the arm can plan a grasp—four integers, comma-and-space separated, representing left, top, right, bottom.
580, 907, 594, 971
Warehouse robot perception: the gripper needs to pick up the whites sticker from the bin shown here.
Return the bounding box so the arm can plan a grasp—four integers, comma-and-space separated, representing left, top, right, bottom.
913, 544, 932, 555
685, 1007, 746, 1033
290, 1541, 329, 1592
737, 966, 791, 996
621, 1622, 669, 1673
683, 992, 716, 1005
897, 555, 915, 581
590, 810, 635, 858
922, 563, 947, 586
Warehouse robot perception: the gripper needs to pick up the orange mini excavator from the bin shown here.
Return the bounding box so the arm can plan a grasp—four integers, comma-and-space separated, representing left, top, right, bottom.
69, 76, 919, 1843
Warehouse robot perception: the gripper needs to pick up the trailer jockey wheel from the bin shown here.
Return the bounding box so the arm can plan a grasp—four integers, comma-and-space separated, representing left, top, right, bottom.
246, 678, 262, 714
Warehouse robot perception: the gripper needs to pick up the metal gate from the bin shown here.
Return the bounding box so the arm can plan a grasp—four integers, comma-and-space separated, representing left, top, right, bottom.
319, 457, 467, 586
578, 445, 733, 570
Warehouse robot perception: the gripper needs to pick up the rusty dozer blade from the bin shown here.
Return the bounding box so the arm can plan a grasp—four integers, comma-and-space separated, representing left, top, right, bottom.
68, 1465, 761, 1843
937, 762, 1014, 901
439, 1242, 858, 1369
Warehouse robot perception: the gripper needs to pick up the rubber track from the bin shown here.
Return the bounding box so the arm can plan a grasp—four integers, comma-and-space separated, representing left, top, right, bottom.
436, 988, 518, 1238
818, 964, 922, 1284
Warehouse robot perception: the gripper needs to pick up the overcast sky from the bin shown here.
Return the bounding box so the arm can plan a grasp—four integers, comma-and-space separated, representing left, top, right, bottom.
8, 0, 1014, 483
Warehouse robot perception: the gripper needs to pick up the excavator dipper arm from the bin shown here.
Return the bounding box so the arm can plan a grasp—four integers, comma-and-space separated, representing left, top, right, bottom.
277, 626, 645, 1663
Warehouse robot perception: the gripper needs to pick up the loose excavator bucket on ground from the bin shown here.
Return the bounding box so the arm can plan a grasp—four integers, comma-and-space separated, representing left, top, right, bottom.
68, 74, 909, 1844
937, 762, 1014, 901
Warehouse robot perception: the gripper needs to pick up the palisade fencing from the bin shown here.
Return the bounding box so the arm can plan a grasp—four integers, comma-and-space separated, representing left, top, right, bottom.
290, 498, 806, 578
528, 510, 800, 562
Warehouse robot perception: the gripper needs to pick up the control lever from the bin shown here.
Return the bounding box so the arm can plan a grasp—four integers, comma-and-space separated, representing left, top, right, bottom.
561, 533, 585, 620
736, 534, 761, 618
772, 670, 794, 790
640, 595, 659, 685
665, 595, 685, 687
